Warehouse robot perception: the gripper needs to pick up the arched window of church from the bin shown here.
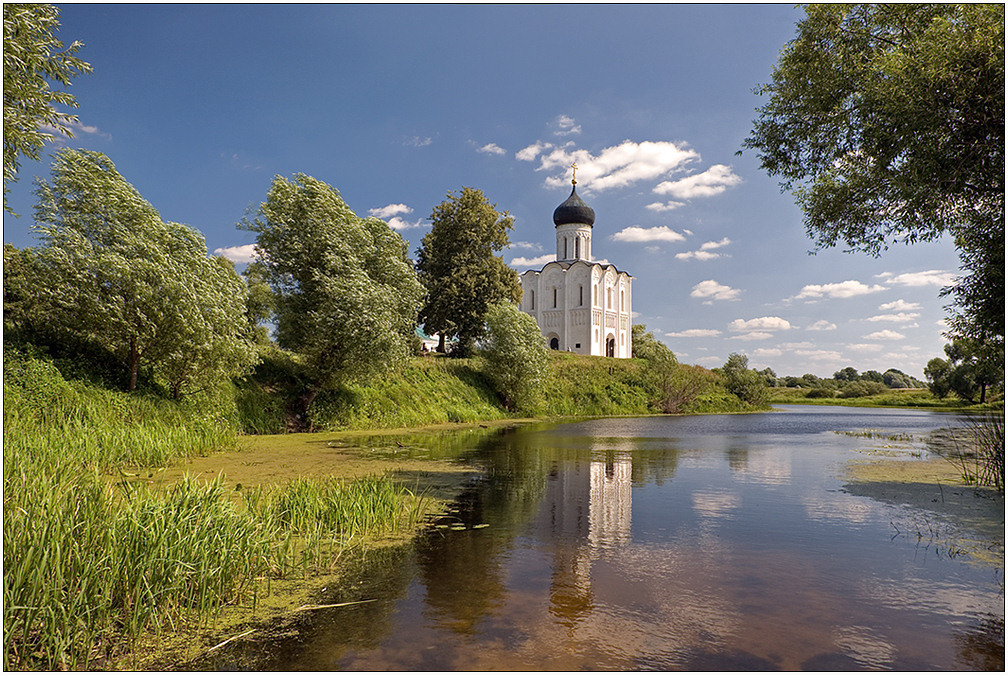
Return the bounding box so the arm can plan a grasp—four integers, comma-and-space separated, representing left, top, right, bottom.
620, 289, 624, 312
563, 238, 568, 259
607, 288, 612, 309
579, 285, 583, 306
575, 237, 580, 259
530, 290, 535, 310
553, 288, 557, 308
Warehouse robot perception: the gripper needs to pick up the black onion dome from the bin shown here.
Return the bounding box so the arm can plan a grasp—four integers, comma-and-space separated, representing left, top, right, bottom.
552, 185, 595, 227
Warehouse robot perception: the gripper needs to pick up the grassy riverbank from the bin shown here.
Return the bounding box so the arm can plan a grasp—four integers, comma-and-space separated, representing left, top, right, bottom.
768, 386, 981, 409
0, 346, 759, 669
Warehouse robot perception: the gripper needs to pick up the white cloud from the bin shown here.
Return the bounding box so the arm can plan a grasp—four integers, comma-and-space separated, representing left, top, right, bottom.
553, 114, 581, 136
675, 250, 722, 261
728, 316, 792, 332
846, 343, 884, 352
754, 348, 783, 358
214, 244, 257, 263
729, 331, 774, 341
690, 280, 741, 302
877, 270, 955, 287
645, 201, 686, 212
533, 139, 701, 192
404, 135, 433, 147
368, 204, 412, 219
386, 217, 424, 231
794, 280, 886, 300
509, 254, 554, 269
807, 320, 837, 331
612, 225, 686, 243
677, 237, 731, 260
665, 328, 722, 338
516, 141, 549, 162
477, 142, 506, 155
865, 329, 905, 340
794, 349, 844, 362
41, 118, 112, 142
866, 312, 920, 324
653, 164, 741, 199
879, 299, 920, 312
510, 241, 543, 251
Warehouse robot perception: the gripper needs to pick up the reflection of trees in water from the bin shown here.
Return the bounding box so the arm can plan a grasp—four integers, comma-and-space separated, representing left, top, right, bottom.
954, 614, 1004, 671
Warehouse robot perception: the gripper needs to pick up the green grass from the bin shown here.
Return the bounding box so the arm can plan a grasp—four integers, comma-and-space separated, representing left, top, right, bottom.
767, 386, 978, 409
2, 351, 429, 670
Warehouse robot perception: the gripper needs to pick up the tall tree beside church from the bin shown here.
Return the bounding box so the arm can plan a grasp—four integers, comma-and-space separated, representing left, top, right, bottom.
416, 187, 522, 357
245, 173, 424, 417
3, 4, 92, 212
741, 4, 1004, 344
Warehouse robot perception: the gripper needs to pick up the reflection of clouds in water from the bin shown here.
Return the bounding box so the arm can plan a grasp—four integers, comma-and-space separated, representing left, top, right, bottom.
833, 625, 895, 669
802, 492, 876, 524
692, 489, 740, 519
737, 450, 792, 485
510, 540, 741, 670
861, 576, 1001, 620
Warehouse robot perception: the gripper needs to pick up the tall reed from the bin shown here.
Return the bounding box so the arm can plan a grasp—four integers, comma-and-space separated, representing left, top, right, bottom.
947, 410, 1005, 491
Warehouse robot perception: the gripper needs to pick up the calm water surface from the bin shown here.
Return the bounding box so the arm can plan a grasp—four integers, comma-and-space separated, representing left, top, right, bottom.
207, 406, 1004, 670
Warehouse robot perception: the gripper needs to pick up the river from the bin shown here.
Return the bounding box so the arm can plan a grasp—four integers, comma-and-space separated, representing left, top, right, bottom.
200, 406, 1004, 670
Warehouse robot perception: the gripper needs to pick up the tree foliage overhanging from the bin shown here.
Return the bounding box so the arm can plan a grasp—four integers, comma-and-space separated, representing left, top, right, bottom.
742, 3, 1004, 342
3, 3, 92, 212
416, 187, 522, 357
6, 149, 256, 396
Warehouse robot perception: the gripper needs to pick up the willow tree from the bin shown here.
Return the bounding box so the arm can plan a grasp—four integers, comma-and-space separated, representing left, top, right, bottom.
742, 4, 1004, 343
245, 173, 424, 414
28, 149, 256, 394
3, 4, 92, 211
416, 187, 522, 357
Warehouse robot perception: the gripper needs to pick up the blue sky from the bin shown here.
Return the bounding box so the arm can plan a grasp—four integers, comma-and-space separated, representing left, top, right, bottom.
4, 4, 961, 378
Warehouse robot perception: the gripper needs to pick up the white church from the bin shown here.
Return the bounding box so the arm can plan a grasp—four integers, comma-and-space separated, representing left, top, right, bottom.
520, 165, 633, 358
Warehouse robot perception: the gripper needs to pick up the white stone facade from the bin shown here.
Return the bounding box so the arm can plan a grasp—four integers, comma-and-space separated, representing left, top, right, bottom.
520, 183, 633, 358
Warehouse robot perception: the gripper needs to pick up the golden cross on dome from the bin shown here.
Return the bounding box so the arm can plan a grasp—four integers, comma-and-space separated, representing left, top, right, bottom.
571, 161, 578, 185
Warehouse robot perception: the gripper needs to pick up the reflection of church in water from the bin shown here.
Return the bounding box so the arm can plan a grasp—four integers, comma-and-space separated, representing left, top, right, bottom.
534, 443, 634, 625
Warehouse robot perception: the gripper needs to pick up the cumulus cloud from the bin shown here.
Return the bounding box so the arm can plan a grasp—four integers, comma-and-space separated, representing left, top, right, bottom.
41, 118, 112, 142
690, 280, 741, 302
369, 204, 423, 231
528, 139, 701, 192
729, 316, 792, 332
865, 329, 905, 340
877, 270, 955, 287
510, 241, 543, 251
477, 142, 506, 155
676, 237, 731, 260
846, 343, 884, 352
754, 348, 783, 358
368, 204, 412, 219
879, 299, 920, 312
794, 280, 886, 300
653, 164, 741, 199
612, 225, 686, 243
807, 320, 837, 331
729, 331, 774, 341
665, 328, 722, 338
214, 244, 257, 263
645, 201, 686, 212
509, 254, 554, 269
553, 114, 581, 136
794, 349, 844, 362
866, 312, 920, 324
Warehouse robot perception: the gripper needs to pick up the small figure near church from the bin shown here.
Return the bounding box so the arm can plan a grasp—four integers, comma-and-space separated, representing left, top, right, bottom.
520, 164, 633, 358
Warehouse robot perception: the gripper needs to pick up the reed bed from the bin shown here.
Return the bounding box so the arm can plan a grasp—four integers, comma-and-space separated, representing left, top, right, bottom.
947, 410, 1005, 491
3, 354, 429, 670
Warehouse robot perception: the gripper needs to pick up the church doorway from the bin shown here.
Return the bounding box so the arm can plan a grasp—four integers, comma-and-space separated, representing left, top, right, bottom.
606, 336, 615, 357
550, 337, 560, 350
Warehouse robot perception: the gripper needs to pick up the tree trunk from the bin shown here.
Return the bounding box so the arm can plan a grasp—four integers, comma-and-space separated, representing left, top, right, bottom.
437, 333, 446, 353
289, 388, 320, 432
128, 336, 139, 391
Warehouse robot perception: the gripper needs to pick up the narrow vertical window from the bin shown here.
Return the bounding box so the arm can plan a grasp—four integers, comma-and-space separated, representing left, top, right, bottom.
579, 285, 583, 306
575, 237, 580, 259
620, 290, 624, 312
530, 289, 535, 310
553, 288, 557, 308
564, 238, 568, 259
